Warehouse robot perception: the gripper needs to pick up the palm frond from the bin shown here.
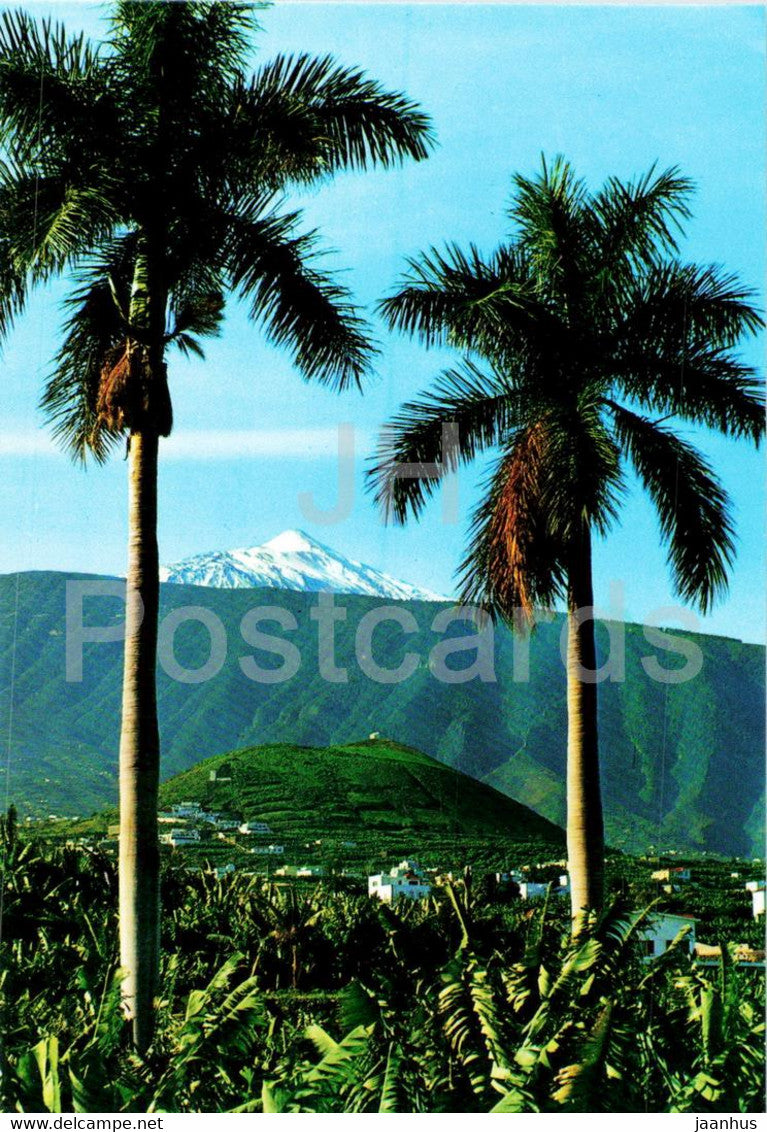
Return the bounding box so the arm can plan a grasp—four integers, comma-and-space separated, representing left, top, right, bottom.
225, 204, 375, 389
40, 234, 221, 462
39, 237, 137, 463
168, 286, 225, 356
378, 241, 556, 356
246, 53, 433, 181
540, 403, 626, 540
110, 1, 258, 90
591, 165, 693, 270
614, 348, 764, 444
0, 166, 120, 280
0, 10, 119, 217
610, 403, 736, 612
0, 228, 26, 340
0, 10, 105, 153
456, 424, 567, 624
367, 360, 522, 524
618, 261, 763, 351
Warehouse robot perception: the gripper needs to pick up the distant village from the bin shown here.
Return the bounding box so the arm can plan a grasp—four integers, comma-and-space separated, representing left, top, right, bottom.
89, 798, 767, 968
30, 793, 766, 970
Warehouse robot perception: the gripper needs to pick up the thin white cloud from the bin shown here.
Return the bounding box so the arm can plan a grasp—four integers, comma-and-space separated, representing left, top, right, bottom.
164, 427, 369, 461
0, 432, 60, 457
0, 427, 369, 461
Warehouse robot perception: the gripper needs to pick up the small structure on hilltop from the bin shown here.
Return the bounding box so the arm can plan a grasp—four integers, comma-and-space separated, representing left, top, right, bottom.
209, 762, 234, 783
368, 859, 431, 904
638, 911, 696, 960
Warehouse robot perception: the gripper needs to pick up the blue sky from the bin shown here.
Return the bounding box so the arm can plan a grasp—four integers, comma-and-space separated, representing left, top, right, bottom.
1, 2, 764, 643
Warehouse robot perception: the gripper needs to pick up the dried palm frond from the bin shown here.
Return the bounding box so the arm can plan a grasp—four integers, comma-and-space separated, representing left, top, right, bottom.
458, 422, 566, 626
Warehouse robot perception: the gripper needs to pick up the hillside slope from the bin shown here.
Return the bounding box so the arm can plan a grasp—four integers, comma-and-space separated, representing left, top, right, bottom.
1, 571, 763, 855
158, 737, 564, 843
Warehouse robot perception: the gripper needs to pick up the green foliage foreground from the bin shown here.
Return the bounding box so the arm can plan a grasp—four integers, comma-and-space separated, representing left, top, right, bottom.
1, 836, 764, 1113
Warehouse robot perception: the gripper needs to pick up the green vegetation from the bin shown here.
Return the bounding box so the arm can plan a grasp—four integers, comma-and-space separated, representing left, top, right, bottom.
1, 824, 763, 1113
3, 571, 764, 856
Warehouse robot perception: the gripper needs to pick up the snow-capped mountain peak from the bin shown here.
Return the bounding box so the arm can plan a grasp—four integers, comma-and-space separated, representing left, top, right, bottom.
159, 530, 448, 602
261, 529, 320, 554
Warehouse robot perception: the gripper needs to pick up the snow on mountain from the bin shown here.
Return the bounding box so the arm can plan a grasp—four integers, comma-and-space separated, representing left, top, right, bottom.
159, 530, 448, 602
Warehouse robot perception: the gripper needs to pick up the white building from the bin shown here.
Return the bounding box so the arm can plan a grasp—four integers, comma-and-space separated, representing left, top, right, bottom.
162, 828, 201, 848
746, 881, 765, 919
171, 802, 204, 818
239, 821, 272, 835
213, 818, 241, 831
274, 864, 325, 878
651, 867, 692, 884
518, 881, 549, 900
250, 844, 285, 856
368, 860, 431, 904
638, 911, 696, 959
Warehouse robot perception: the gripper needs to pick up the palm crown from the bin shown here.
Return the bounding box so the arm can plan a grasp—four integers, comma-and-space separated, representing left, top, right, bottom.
0, 1, 433, 457
371, 158, 763, 621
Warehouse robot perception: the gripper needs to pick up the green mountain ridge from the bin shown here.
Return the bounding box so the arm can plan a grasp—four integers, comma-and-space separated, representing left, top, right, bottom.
1, 570, 763, 855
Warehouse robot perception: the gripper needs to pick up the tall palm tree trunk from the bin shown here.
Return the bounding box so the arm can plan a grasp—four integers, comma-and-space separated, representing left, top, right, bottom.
118, 425, 161, 1052
565, 522, 605, 932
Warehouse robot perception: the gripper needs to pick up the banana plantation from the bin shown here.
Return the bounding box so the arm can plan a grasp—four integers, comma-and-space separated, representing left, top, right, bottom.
1, 827, 763, 1114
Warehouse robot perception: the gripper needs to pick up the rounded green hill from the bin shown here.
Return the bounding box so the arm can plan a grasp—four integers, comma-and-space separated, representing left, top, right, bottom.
158, 737, 564, 842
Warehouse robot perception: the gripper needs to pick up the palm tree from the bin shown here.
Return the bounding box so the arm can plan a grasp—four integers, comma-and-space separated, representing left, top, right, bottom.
0, 1, 432, 1047
369, 158, 763, 930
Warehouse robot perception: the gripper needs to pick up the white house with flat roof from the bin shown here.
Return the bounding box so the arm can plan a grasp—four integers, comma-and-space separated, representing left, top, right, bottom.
162, 828, 201, 848
517, 876, 569, 900
518, 881, 549, 900
171, 802, 204, 817
239, 821, 272, 835
368, 860, 431, 904
638, 911, 696, 959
